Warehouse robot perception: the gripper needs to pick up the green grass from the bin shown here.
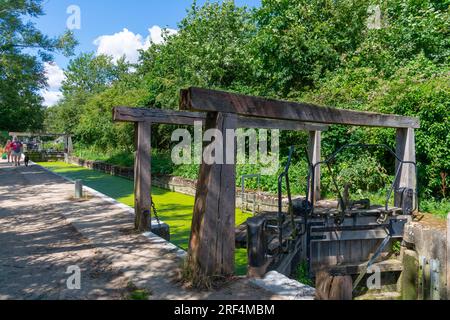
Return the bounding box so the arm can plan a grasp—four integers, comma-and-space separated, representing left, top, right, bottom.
293, 260, 314, 287
37, 161, 251, 275
419, 199, 450, 218
128, 289, 150, 300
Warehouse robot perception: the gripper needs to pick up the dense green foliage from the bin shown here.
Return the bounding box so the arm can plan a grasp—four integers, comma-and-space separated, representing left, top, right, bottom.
0, 0, 76, 133
45, 0, 449, 203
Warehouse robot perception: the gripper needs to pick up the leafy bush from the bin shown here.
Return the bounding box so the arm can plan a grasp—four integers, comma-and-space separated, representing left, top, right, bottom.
294, 261, 314, 287
42, 141, 65, 152
329, 153, 390, 193
419, 199, 450, 218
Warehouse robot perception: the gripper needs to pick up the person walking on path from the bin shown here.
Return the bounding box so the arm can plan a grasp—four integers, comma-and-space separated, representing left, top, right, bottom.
4, 140, 12, 163
10, 137, 23, 167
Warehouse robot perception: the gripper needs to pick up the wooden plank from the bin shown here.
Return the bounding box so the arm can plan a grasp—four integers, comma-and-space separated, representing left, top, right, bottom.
114, 106, 205, 125
217, 113, 238, 274
180, 87, 420, 128
328, 275, 353, 300
237, 116, 328, 131
323, 242, 332, 266
113, 106, 328, 131
329, 241, 338, 266
310, 229, 391, 242
188, 112, 237, 276
315, 271, 352, 300
362, 239, 375, 261
350, 240, 363, 264
337, 240, 345, 265
327, 259, 403, 275
317, 242, 323, 265
133, 121, 152, 232
315, 271, 334, 300
345, 240, 354, 265
308, 131, 321, 203
395, 128, 417, 207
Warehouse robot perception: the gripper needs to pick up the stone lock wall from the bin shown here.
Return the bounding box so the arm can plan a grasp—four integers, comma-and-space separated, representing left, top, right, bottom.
402, 217, 449, 300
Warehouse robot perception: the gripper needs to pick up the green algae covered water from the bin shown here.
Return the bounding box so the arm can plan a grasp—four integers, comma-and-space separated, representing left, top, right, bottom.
38, 161, 250, 275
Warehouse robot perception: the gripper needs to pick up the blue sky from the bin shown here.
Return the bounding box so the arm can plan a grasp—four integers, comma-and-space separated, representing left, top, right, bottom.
37, 0, 261, 106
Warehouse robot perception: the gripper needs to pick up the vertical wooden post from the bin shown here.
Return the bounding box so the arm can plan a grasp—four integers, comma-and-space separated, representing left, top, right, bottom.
63, 135, 69, 153
134, 121, 152, 232
395, 128, 416, 207
308, 131, 321, 204
67, 136, 73, 155
188, 112, 237, 276
74, 180, 83, 199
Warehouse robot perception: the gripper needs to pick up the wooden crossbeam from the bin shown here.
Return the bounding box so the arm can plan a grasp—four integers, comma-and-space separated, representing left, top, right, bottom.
114, 107, 205, 125
179, 87, 420, 129
113, 106, 328, 131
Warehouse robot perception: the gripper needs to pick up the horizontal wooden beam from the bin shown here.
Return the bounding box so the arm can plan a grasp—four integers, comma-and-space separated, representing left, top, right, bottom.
113, 106, 204, 125
239, 116, 327, 131
180, 87, 420, 129
113, 106, 328, 131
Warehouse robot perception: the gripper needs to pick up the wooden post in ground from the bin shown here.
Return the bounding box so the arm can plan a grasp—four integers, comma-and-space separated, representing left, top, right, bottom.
188, 112, 237, 277
67, 136, 73, 155
315, 271, 353, 300
74, 180, 83, 199
395, 128, 417, 208
308, 131, 321, 204
134, 121, 152, 232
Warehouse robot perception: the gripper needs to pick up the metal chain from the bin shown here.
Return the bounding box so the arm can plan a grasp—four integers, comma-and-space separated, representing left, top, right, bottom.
151, 201, 161, 226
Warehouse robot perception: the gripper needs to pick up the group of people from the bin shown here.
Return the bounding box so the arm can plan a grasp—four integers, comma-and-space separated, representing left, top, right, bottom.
3, 138, 24, 166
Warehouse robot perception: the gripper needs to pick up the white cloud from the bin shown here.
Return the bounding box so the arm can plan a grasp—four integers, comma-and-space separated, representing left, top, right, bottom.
93, 25, 177, 63
147, 25, 178, 46
44, 62, 65, 90
41, 62, 66, 107
42, 90, 63, 107
94, 28, 146, 64
40, 26, 178, 106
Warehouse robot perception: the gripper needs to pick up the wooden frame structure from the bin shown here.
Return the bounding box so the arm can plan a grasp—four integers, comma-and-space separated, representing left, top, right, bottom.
113, 87, 419, 277
113, 107, 328, 231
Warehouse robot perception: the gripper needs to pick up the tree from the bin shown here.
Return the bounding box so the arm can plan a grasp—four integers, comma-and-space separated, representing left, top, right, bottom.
45, 51, 146, 154
138, 0, 256, 108
0, 0, 76, 132
252, 0, 371, 97
62, 53, 131, 96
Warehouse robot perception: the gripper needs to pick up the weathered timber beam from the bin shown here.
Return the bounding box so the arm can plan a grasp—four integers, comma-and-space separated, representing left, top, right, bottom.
113, 106, 205, 125
238, 116, 327, 131
113, 106, 328, 131
179, 87, 420, 129
189, 112, 237, 276
308, 131, 321, 204
394, 128, 417, 209
134, 121, 152, 232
